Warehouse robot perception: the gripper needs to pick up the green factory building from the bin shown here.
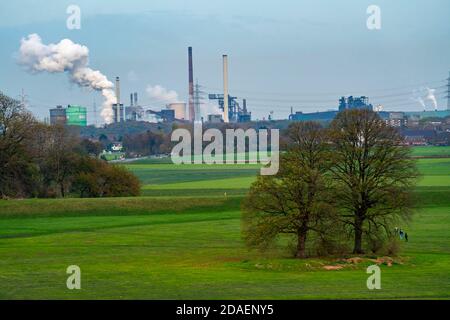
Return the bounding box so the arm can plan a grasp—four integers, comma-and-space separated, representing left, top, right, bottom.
66, 105, 87, 127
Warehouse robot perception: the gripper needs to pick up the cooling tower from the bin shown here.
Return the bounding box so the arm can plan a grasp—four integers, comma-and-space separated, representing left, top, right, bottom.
168, 103, 187, 120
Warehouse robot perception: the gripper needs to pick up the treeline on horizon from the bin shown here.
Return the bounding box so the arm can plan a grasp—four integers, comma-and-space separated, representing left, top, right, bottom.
0, 92, 140, 199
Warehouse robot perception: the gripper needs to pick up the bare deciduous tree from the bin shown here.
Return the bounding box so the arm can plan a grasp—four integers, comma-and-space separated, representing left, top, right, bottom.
329, 109, 418, 254
242, 122, 336, 258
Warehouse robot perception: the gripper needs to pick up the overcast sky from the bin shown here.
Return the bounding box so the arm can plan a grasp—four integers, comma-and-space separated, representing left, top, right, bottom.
0, 0, 449, 123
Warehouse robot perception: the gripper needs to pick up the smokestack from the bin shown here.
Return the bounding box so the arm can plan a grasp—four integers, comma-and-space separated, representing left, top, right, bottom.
243, 99, 247, 114
223, 55, 229, 123
188, 47, 195, 122
134, 92, 138, 106
115, 77, 121, 122
130, 93, 134, 106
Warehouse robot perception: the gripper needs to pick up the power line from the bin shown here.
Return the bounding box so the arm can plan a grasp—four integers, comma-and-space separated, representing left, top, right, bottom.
201, 79, 446, 98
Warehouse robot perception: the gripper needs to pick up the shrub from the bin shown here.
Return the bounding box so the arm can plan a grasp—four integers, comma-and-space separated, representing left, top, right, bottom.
73, 158, 141, 198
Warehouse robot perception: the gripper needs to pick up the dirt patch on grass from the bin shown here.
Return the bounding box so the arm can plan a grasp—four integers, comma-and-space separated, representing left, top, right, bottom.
322, 256, 405, 271
323, 265, 344, 271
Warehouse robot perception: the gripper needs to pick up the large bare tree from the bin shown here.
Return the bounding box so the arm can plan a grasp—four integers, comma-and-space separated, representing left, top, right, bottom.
0, 92, 37, 197
329, 109, 418, 254
242, 122, 336, 258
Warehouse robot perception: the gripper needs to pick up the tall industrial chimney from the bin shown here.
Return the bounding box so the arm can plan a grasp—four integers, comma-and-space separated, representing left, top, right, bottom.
188, 47, 195, 122
134, 92, 138, 106
130, 93, 134, 107
115, 76, 121, 122
223, 55, 229, 123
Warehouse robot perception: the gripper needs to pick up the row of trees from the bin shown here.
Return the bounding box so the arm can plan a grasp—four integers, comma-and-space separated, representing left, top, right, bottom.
243, 109, 418, 257
122, 130, 172, 157
0, 92, 140, 198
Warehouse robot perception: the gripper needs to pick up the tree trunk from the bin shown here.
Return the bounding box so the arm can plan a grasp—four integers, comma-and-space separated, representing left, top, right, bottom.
296, 230, 307, 259
353, 215, 364, 254
60, 182, 65, 198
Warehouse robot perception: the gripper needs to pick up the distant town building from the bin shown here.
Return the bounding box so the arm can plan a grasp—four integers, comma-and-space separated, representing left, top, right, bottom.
387, 112, 407, 127
111, 143, 123, 152
400, 129, 436, 146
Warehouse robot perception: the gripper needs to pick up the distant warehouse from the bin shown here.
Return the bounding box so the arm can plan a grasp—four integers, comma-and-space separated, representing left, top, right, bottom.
49, 105, 87, 127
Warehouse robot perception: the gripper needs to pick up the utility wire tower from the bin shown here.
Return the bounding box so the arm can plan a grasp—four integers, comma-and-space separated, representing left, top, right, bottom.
18, 89, 29, 109
194, 79, 206, 123
93, 97, 98, 127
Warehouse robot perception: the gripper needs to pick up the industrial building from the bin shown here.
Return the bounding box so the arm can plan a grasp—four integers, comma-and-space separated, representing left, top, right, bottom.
49, 105, 87, 126
66, 105, 87, 126
108, 48, 252, 125
207, 93, 251, 123
125, 92, 144, 121
405, 110, 450, 120
207, 55, 251, 123
49, 105, 67, 125
112, 103, 125, 123
207, 114, 223, 123
290, 110, 338, 122
338, 96, 373, 111
290, 96, 374, 122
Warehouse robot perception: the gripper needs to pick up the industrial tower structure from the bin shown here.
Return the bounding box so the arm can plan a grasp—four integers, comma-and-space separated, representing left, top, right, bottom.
223, 55, 229, 123
194, 79, 205, 122
188, 47, 195, 122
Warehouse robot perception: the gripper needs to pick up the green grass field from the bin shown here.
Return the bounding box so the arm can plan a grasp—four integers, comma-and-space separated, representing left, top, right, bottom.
0, 148, 449, 299
410, 146, 450, 158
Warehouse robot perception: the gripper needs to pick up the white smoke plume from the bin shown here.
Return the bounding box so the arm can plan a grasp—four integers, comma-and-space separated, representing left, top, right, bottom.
412, 87, 429, 110
145, 84, 223, 119
200, 101, 222, 118
18, 34, 116, 124
146, 85, 180, 104
425, 87, 437, 109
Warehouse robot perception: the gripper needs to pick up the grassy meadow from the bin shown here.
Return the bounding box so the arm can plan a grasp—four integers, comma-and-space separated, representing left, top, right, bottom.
0, 147, 449, 299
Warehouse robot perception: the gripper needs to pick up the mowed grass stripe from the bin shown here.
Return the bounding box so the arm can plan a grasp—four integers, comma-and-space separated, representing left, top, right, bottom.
0, 197, 242, 219
143, 176, 256, 190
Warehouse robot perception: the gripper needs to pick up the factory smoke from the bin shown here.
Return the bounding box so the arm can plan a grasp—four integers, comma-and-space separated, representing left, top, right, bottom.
412, 87, 438, 110
200, 102, 222, 117
18, 34, 116, 124
146, 85, 180, 104
425, 87, 438, 109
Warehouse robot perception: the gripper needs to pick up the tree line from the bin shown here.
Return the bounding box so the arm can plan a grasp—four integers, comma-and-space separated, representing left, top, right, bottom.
0, 92, 140, 199
243, 109, 418, 257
